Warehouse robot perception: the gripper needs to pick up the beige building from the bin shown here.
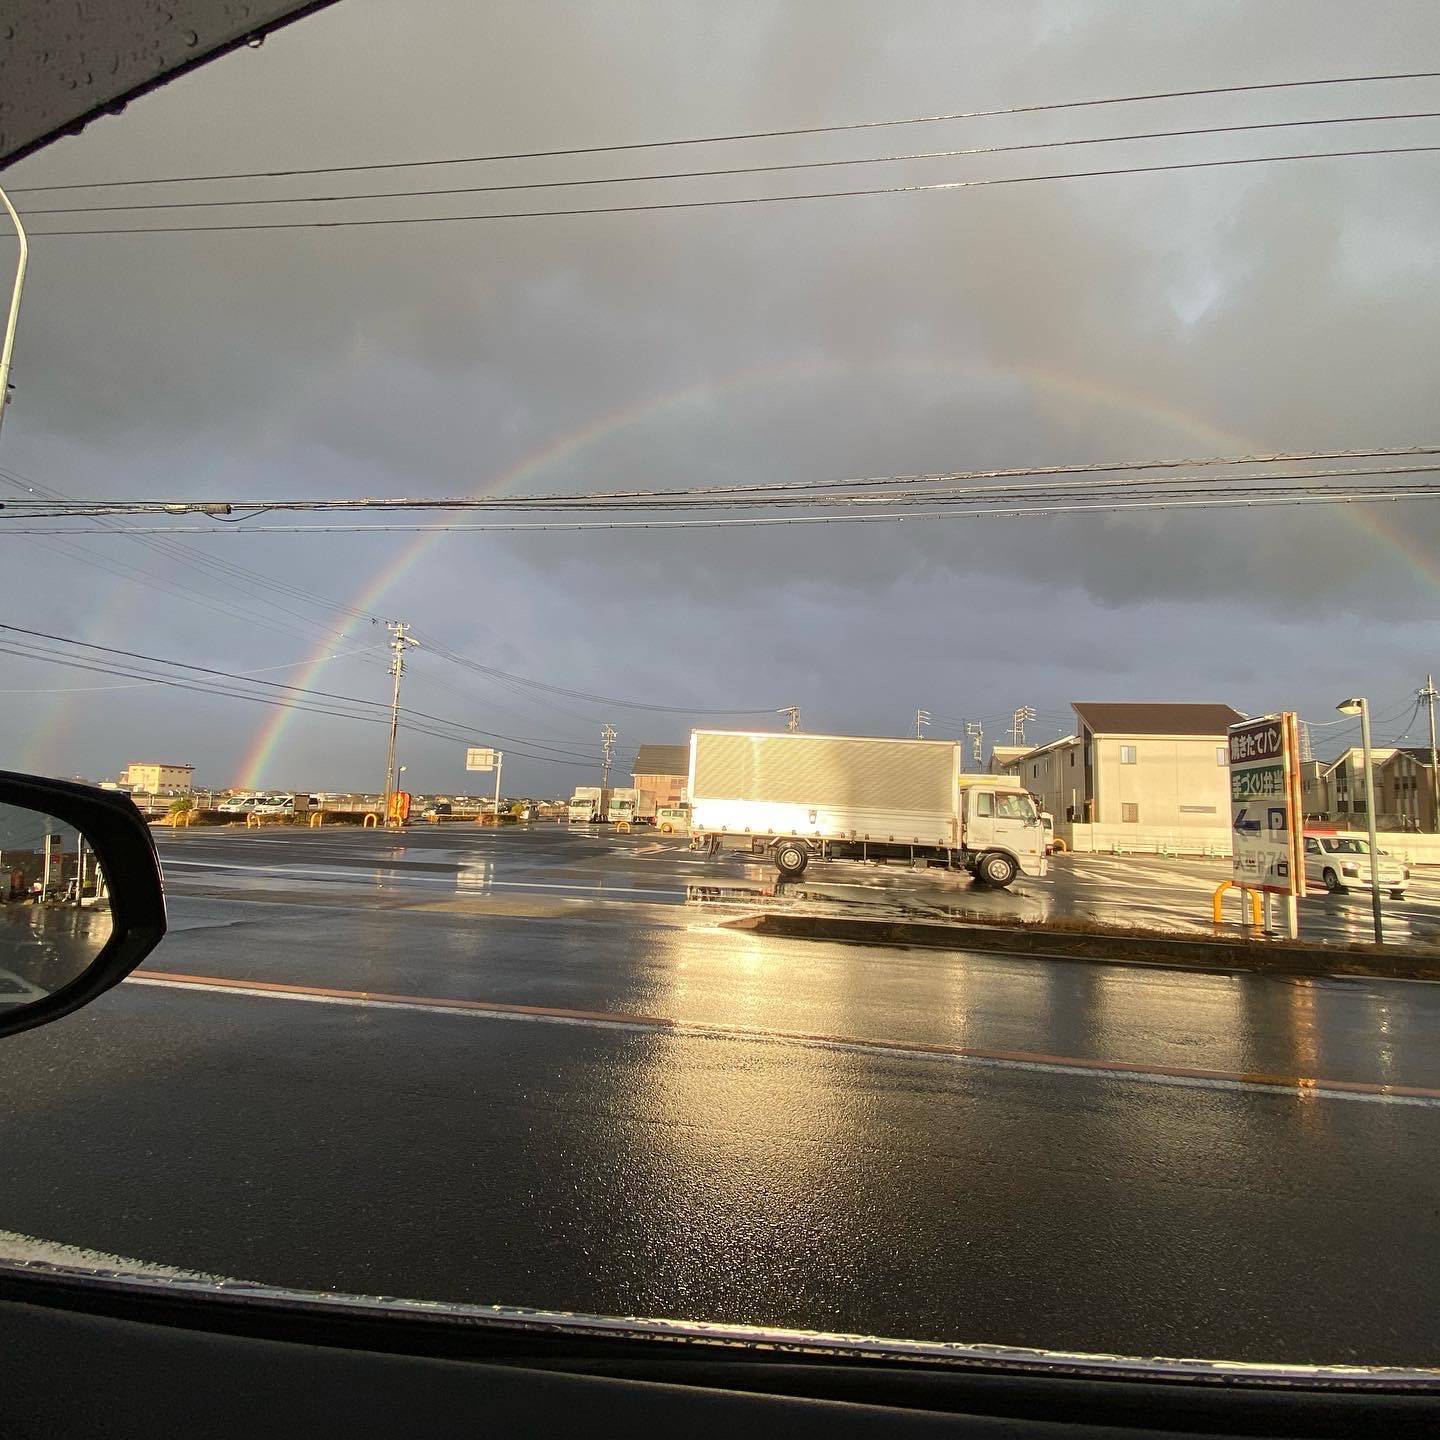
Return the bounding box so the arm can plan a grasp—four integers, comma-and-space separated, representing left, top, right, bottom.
1015, 702, 1242, 851
120, 762, 195, 794
1316, 746, 1396, 827
987, 744, 1030, 776
1381, 748, 1439, 832
632, 744, 690, 810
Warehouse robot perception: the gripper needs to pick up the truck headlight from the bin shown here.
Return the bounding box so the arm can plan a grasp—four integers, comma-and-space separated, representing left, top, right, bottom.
1341, 864, 1359, 877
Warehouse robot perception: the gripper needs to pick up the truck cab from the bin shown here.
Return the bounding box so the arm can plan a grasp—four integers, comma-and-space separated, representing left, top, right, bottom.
955, 777, 1047, 885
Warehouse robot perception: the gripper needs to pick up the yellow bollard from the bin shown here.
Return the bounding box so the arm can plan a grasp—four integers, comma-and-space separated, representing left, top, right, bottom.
615, 819, 631, 833
363, 812, 380, 828
246, 812, 259, 829
309, 811, 324, 828
1051, 837, 1068, 853
1212, 880, 1263, 928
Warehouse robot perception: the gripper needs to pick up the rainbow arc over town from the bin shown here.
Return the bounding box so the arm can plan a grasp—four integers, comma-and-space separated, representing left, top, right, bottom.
141, 359, 1438, 788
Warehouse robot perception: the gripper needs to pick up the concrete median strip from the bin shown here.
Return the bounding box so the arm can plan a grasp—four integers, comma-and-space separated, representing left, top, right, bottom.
721, 912, 1440, 981
126, 970, 1440, 1108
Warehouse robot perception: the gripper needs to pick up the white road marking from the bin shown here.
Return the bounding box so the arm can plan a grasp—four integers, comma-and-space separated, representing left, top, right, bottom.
125, 975, 1440, 1108
159, 857, 684, 899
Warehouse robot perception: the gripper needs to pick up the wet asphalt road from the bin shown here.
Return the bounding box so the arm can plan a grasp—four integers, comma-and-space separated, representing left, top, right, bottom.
0, 823, 1437, 1366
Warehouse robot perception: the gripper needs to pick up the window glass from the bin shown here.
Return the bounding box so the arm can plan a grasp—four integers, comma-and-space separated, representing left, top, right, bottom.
974, 793, 993, 817
1121, 802, 1139, 823
1216, 747, 1228, 766
1119, 745, 1137, 765
1305, 837, 1321, 854
994, 793, 1034, 820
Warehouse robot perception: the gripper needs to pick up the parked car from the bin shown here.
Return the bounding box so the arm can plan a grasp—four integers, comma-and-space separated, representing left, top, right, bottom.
216, 795, 259, 815
1302, 832, 1408, 899
656, 804, 691, 835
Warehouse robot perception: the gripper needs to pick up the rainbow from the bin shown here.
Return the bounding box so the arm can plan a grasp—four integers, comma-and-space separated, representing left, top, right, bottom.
224, 356, 1439, 787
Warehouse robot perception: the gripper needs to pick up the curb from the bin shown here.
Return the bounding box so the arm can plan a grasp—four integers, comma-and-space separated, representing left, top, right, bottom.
724, 913, 1440, 982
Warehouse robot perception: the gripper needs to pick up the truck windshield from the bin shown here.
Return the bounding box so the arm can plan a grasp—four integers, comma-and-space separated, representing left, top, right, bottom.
994, 794, 1036, 820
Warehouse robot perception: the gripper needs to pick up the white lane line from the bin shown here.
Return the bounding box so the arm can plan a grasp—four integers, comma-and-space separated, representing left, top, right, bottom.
159, 857, 683, 899
124, 975, 1440, 1108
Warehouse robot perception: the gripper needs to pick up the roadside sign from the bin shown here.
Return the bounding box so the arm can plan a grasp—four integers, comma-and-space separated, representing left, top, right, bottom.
1228, 713, 1305, 897
465, 747, 496, 772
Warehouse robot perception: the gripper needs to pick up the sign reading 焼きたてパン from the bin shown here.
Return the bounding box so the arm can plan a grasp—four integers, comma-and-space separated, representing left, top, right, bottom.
1228, 713, 1304, 896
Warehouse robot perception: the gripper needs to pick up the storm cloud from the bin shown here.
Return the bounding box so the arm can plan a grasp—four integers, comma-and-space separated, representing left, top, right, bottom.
2, 0, 1438, 792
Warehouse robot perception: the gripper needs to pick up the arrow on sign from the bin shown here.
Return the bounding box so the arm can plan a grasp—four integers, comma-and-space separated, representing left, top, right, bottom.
1233, 808, 1261, 834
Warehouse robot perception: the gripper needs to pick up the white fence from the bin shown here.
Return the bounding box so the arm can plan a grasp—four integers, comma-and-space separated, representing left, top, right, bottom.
1060, 823, 1231, 858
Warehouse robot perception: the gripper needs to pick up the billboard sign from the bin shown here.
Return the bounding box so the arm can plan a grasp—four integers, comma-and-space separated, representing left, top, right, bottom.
1228, 713, 1304, 896
465, 747, 496, 772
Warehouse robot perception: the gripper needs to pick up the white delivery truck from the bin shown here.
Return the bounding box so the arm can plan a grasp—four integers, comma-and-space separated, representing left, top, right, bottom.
606, 788, 658, 825
687, 729, 1047, 886
568, 786, 605, 823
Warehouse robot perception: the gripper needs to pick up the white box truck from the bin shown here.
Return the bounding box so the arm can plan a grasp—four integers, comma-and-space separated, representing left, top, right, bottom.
606, 788, 657, 825
688, 729, 1046, 886
568, 786, 605, 823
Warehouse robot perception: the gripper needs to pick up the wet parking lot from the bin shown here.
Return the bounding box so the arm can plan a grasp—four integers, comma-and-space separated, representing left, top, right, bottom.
0, 820, 1437, 1367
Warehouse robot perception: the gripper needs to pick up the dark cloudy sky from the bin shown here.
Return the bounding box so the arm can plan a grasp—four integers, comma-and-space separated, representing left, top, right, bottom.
2, 0, 1439, 795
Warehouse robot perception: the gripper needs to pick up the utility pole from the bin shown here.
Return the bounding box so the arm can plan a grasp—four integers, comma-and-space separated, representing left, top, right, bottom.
965, 721, 984, 767
1010, 706, 1037, 747
0, 184, 29, 442
380, 621, 418, 823
1336, 696, 1383, 945
781, 706, 801, 733
1421, 674, 1440, 832
600, 724, 617, 790
914, 709, 931, 740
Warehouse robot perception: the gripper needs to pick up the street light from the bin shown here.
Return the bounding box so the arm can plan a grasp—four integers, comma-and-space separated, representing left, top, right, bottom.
0, 184, 29, 442
1336, 696, 1384, 945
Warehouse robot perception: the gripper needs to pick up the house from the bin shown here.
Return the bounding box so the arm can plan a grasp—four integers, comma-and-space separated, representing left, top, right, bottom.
1318, 746, 1397, 827
632, 744, 690, 810
1378, 747, 1438, 832
1298, 758, 1329, 820
1016, 702, 1243, 852
987, 744, 1030, 777
1014, 735, 1078, 818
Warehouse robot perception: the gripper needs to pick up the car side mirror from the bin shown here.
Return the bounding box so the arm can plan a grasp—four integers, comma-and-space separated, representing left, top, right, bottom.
0, 771, 166, 1040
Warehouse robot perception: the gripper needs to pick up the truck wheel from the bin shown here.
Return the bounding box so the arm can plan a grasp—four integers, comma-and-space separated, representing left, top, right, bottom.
773, 841, 809, 878
976, 852, 1018, 888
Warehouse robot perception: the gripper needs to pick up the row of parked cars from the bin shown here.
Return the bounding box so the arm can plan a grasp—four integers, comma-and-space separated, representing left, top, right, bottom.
216, 793, 316, 817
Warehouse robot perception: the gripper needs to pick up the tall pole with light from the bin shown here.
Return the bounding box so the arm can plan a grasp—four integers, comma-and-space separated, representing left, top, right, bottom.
0, 185, 29, 442
1337, 696, 1384, 945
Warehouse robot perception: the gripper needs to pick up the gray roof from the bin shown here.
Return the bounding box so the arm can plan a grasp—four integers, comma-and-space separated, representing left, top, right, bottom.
632, 744, 690, 776
1072, 702, 1244, 737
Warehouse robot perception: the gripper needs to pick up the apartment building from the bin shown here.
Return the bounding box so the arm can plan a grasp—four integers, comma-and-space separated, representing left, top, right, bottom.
119, 762, 195, 794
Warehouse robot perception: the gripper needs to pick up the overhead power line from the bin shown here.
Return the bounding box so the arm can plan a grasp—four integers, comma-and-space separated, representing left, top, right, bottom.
0, 623, 603, 764
20, 110, 1440, 217
419, 636, 783, 715
24, 142, 1440, 237
7, 445, 1435, 517
10, 68, 1437, 192
12, 485, 1434, 535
